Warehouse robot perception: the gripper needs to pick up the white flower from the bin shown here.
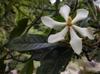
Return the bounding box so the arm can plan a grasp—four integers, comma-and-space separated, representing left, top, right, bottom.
61, 57, 100, 74
61, 61, 80, 74
50, 0, 62, 4
41, 5, 94, 55
81, 57, 100, 72
84, 60, 100, 72
93, 0, 100, 9
10, 70, 18, 74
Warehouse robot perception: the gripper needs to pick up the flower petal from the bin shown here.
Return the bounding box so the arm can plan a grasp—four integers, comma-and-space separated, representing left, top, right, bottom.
61, 70, 79, 74
85, 60, 100, 72
59, 5, 70, 21
50, 0, 56, 4
10, 70, 18, 74
93, 0, 100, 9
41, 16, 66, 30
61, 61, 81, 74
72, 9, 89, 24
73, 25, 94, 40
49, 0, 63, 4
70, 27, 82, 55
48, 27, 68, 43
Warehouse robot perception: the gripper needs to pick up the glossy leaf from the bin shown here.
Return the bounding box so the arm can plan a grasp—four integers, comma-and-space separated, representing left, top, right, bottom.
20, 59, 33, 74
7, 34, 58, 51
36, 46, 73, 74
10, 18, 28, 39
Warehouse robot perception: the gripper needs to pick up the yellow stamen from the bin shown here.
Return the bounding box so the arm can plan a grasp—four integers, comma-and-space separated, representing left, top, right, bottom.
67, 16, 72, 27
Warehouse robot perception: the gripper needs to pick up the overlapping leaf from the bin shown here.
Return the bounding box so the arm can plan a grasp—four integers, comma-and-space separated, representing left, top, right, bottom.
7, 34, 58, 51
10, 18, 28, 39
36, 46, 73, 74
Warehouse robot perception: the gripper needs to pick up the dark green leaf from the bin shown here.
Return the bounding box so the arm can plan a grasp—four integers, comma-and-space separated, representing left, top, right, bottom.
10, 18, 28, 39
7, 34, 57, 51
36, 46, 73, 74
0, 60, 6, 74
20, 59, 33, 74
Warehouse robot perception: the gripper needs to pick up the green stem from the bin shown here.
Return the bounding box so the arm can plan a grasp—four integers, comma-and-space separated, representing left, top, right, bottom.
87, 2, 97, 21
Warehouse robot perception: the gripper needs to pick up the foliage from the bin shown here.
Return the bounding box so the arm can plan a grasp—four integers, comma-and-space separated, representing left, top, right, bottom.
0, 0, 100, 74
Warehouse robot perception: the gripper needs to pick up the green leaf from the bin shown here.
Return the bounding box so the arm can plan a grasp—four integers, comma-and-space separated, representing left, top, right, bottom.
36, 47, 73, 74
0, 60, 5, 74
20, 59, 34, 74
10, 18, 28, 39
7, 34, 57, 51
7, 34, 73, 62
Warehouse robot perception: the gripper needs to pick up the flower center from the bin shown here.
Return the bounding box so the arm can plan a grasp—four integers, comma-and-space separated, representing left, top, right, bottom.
66, 16, 72, 27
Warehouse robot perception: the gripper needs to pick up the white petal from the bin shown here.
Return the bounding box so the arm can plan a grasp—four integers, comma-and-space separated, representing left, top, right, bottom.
59, 5, 70, 21
70, 27, 82, 55
61, 61, 80, 74
85, 60, 100, 72
41, 16, 66, 30
93, 0, 100, 8
48, 27, 68, 43
72, 9, 89, 24
49, 0, 63, 4
73, 25, 94, 40
10, 70, 18, 74
61, 70, 78, 74
50, 0, 56, 4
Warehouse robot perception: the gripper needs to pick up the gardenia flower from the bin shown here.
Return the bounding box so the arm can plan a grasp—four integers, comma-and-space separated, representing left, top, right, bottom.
50, 0, 62, 4
93, 0, 100, 9
10, 70, 18, 74
84, 60, 100, 72
60, 61, 80, 74
61, 57, 100, 74
41, 5, 94, 54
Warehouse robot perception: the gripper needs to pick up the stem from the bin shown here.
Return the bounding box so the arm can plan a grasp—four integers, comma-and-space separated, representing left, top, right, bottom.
54, 0, 60, 15
87, 1, 97, 21
23, 11, 43, 35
